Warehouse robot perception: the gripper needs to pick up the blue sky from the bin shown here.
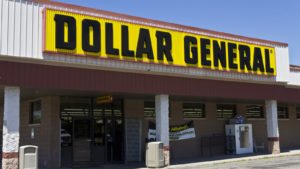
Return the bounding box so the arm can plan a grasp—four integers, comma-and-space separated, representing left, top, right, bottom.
55, 0, 300, 65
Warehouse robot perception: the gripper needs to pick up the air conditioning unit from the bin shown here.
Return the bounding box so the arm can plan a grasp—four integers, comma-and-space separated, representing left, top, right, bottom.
146, 142, 164, 168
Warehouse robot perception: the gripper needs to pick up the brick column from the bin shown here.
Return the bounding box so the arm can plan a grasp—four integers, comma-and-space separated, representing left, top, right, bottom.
265, 100, 280, 154
2, 87, 20, 169
155, 95, 169, 166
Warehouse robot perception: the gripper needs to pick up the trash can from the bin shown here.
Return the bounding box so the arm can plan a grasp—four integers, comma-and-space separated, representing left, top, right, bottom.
19, 145, 38, 169
146, 142, 164, 168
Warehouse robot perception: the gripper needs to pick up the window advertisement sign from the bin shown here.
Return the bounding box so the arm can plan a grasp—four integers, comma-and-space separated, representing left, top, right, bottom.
148, 121, 196, 141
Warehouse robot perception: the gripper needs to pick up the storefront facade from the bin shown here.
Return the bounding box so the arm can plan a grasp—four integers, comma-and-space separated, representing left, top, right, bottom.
1, 0, 300, 168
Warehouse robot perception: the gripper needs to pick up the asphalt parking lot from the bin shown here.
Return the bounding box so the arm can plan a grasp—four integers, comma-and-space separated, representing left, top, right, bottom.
172, 155, 300, 169
57, 152, 300, 169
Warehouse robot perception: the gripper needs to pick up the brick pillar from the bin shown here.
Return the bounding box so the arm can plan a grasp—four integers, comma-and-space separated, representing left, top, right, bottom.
2, 87, 20, 169
155, 95, 169, 166
265, 100, 280, 154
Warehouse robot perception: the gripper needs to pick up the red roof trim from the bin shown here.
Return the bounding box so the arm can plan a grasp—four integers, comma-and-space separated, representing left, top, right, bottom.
34, 0, 287, 47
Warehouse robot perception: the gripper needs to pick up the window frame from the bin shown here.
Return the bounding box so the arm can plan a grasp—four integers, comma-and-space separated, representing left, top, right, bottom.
216, 104, 236, 119
277, 106, 289, 119
29, 100, 42, 124
183, 102, 206, 119
144, 101, 156, 118
246, 105, 264, 119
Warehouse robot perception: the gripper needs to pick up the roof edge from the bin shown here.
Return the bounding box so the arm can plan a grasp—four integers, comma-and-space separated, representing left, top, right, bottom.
290, 64, 300, 71
34, 0, 288, 47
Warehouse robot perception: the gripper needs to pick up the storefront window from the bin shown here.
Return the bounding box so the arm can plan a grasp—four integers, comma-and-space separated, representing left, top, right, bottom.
113, 100, 123, 117
278, 106, 289, 119
61, 116, 72, 146
183, 102, 205, 118
93, 100, 123, 117
144, 101, 155, 118
216, 104, 236, 119
29, 100, 42, 124
60, 104, 89, 117
246, 105, 264, 118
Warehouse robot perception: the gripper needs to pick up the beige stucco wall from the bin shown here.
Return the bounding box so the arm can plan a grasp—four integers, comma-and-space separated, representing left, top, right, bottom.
19, 96, 60, 168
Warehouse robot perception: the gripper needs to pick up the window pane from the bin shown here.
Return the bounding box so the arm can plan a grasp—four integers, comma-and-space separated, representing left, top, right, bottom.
246, 105, 264, 118
61, 103, 89, 117
30, 100, 42, 124
278, 106, 289, 119
93, 107, 103, 117
144, 101, 155, 118
183, 102, 205, 118
93, 99, 123, 117
61, 116, 72, 146
113, 100, 123, 117
102, 103, 112, 117
216, 104, 236, 119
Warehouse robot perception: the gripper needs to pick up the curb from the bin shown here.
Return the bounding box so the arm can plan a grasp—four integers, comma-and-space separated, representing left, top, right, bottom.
168, 151, 300, 168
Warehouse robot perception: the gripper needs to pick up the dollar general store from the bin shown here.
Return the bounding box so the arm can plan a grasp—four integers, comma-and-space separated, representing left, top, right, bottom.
1, 0, 300, 168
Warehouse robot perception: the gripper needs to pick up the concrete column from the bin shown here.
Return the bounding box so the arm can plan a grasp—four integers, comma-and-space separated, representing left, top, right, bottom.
265, 100, 280, 154
2, 87, 20, 169
155, 95, 170, 166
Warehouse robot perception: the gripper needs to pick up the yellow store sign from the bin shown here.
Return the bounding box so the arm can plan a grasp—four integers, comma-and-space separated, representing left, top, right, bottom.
43, 8, 276, 76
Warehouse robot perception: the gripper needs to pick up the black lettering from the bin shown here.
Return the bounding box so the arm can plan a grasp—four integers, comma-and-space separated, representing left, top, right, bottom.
121, 25, 134, 57
82, 19, 100, 53
265, 49, 274, 73
239, 45, 251, 71
156, 31, 173, 62
228, 43, 238, 69
184, 36, 198, 64
136, 28, 154, 59
54, 14, 76, 50
200, 38, 211, 67
253, 47, 265, 72
105, 23, 119, 55
213, 40, 226, 68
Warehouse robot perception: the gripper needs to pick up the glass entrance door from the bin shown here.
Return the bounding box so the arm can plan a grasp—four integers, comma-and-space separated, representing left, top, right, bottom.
60, 97, 124, 166
73, 118, 91, 162
105, 118, 124, 162
91, 118, 105, 162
